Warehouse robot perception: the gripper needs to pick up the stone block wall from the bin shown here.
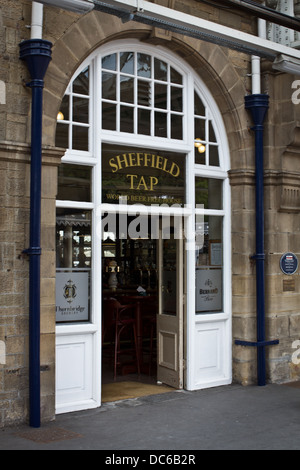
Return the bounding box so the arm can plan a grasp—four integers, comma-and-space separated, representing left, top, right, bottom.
0, 143, 61, 427
230, 68, 300, 385
264, 70, 300, 384
0, 146, 30, 425
0, 1, 63, 427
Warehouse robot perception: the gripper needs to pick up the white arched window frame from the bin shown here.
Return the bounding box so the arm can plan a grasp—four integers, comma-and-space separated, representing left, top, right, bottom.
55, 39, 231, 397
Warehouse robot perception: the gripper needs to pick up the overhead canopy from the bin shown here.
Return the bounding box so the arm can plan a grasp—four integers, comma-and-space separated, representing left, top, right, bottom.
34, 0, 300, 68
92, 0, 300, 61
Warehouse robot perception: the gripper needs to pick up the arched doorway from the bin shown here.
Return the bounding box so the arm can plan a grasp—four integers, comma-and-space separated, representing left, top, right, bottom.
54, 39, 231, 414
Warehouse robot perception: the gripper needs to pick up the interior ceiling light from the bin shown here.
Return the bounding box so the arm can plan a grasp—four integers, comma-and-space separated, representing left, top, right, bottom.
34, 0, 94, 14
194, 139, 206, 153
272, 54, 300, 76
57, 111, 64, 120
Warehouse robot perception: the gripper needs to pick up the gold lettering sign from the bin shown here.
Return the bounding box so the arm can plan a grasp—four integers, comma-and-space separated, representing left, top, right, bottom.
108, 152, 180, 192
102, 144, 185, 205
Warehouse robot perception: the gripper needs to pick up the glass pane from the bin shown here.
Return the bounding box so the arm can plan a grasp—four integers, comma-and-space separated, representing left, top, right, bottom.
155, 83, 167, 109
57, 164, 92, 202
209, 145, 219, 166
120, 76, 134, 104
171, 114, 182, 140
102, 53, 116, 71
102, 102, 116, 130
56, 208, 91, 323
120, 106, 134, 133
102, 72, 116, 100
209, 121, 217, 142
155, 111, 167, 137
194, 92, 205, 116
138, 79, 151, 106
138, 108, 151, 135
195, 178, 223, 209
171, 86, 182, 112
195, 117, 205, 141
195, 216, 223, 314
72, 125, 89, 151
154, 58, 167, 81
58, 95, 69, 121
194, 144, 206, 165
120, 52, 134, 74
137, 53, 151, 78
73, 67, 89, 95
171, 67, 182, 85
55, 122, 69, 148
73, 97, 89, 123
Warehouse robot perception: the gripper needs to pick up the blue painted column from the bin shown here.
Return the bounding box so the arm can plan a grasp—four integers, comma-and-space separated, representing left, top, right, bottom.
236, 94, 278, 386
19, 39, 52, 427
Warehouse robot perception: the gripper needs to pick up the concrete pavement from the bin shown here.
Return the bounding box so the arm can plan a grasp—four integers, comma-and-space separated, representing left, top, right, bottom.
1, 383, 300, 451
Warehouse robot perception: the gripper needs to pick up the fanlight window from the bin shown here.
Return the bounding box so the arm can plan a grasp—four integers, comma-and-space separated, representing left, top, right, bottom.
55, 48, 220, 170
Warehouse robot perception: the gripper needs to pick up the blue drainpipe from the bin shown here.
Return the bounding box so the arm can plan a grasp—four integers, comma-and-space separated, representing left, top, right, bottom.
19, 39, 52, 427
235, 94, 279, 386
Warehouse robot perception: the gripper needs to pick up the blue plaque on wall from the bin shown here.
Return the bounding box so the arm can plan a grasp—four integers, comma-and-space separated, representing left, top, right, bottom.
280, 253, 299, 275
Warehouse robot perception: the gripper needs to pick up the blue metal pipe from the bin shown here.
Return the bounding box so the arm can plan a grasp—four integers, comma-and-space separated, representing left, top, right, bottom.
249, 96, 268, 386
238, 94, 278, 386
19, 39, 52, 427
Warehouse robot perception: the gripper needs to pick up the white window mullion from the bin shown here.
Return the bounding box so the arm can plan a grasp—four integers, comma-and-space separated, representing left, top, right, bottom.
134, 51, 138, 135
134, 75, 138, 135
150, 77, 155, 137
167, 64, 171, 139
205, 117, 209, 166
56, 200, 94, 210
69, 93, 73, 150
116, 52, 120, 133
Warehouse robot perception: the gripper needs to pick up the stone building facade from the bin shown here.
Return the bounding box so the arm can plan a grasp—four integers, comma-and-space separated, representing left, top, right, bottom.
0, 0, 299, 427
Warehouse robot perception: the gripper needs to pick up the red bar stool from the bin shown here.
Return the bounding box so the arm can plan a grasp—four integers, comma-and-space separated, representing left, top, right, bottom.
102, 297, 140, 379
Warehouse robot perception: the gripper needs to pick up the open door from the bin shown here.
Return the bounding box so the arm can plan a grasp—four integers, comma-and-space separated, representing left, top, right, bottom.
157, 223, 184, 389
